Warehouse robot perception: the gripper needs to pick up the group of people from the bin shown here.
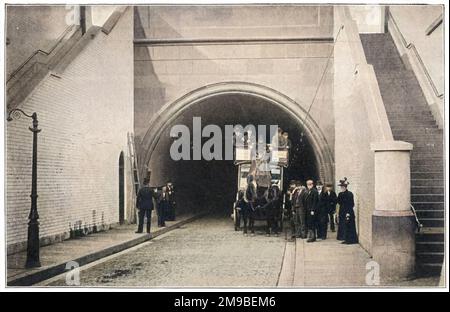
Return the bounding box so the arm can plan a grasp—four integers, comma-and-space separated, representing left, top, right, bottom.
286, 177, 358, 244
135, 178, 176, 234
234, 174, 358, 245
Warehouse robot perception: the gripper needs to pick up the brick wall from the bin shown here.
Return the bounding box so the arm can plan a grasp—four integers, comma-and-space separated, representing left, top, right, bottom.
6, 7, 134, 254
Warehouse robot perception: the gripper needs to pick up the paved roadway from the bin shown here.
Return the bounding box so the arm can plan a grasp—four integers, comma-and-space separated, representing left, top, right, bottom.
46, 215, 286, 287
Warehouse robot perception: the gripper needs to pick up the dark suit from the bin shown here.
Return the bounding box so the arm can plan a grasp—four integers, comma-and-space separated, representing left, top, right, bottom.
322, 190, 337, 232
317, 190, 335, 239
156, 190, 169, 227
136, 185, 156, 233
264, 185, 280, 235
244, 182, 257, 234
292, 187, 306, 238
304, 187, 319, 241
166, 185, 176, 221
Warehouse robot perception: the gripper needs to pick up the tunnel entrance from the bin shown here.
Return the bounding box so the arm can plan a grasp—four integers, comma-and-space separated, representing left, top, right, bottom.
144, 87, 331, 218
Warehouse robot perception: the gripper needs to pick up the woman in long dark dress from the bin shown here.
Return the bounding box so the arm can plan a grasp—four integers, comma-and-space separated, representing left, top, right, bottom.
336, 178, 358, 244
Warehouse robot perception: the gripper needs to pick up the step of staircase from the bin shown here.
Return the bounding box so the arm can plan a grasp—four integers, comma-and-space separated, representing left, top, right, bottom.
392, 128, 442, 136
410, 158, 444, 166
415, 210, 444, 219
387, 110, 435, 118
411, 171, 444, 179
416, 252, 445, 264
411, 178, 444, 186
419, 218, 444, 228
391, 126, 440, 133
411, 186, 445, 194
411, 165, 444, 173
416, 263, 444, 276
412, 202, 444, 210
416, 209, 445, 220
411, 194, 444, 202
416, 241, 445, 253
410, 153, 445, 160
388, 120, 437, 127
395, 136, 443, 143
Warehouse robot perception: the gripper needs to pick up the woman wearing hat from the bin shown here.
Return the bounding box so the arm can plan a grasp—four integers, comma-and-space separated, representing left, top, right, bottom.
336, 178, 358, 244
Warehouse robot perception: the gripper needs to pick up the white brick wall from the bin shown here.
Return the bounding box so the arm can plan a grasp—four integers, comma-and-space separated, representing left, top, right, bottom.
6, 8, 134, 253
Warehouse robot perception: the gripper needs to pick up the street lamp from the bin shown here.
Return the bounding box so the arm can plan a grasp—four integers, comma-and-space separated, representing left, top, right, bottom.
7, 108, 41, 268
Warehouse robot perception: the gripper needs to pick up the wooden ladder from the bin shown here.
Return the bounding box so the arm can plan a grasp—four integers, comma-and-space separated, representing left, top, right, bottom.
127, 132, 140, 196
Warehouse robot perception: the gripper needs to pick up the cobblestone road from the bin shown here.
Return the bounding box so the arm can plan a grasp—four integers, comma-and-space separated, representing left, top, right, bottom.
47, 215, 286, 287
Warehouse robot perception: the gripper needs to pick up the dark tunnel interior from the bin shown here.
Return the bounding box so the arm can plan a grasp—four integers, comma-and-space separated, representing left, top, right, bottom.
148, 94, 319, 217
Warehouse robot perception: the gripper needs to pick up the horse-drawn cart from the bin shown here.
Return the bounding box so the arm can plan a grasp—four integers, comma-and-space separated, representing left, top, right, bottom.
232, 145, 289, 232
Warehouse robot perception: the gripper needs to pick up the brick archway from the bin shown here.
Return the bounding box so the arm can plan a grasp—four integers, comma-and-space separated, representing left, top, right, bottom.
140, 81, 334, 183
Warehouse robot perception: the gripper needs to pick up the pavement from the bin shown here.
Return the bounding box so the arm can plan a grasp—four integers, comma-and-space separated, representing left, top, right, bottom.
7, 212, 203, 286
278, 231, 371, 287
278, 231, 442, 288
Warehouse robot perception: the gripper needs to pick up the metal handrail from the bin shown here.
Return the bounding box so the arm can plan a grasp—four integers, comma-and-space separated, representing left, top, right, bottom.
6, 24, 77, 84
410, 204, 423, 233
387, 10, 444, 99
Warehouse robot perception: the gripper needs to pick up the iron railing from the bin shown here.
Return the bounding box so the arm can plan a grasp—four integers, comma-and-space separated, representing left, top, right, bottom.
387, 10, 443, 99
410, 203, 423, 233
6, 24, 77, 84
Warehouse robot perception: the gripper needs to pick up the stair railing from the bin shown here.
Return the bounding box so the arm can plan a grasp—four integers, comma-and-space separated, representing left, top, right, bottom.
410, 203, 423, 233
387, 10, 443, 99
6, 24, 78, 84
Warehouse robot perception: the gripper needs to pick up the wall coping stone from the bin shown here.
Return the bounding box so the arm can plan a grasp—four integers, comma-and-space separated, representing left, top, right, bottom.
370, 140, 413, 152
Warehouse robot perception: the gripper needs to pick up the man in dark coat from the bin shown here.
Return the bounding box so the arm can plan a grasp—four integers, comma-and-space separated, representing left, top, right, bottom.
156, 186, 169, 227
166, 182, 176, 221
284, 181, 296, 241
292, 182, 307, 239
336, 178, 358, 244
304, 179, 319, 242
136, 178, 156, 234
323, 183, 338, 232
264, 184, 281, 236
316, 181, 330, 239
244, 174, 257, 235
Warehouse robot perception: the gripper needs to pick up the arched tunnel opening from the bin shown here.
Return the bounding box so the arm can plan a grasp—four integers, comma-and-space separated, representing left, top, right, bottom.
147, 94, 320, 218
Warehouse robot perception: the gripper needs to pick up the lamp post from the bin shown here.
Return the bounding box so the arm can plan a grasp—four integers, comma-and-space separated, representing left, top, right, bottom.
7, 109, 41, 268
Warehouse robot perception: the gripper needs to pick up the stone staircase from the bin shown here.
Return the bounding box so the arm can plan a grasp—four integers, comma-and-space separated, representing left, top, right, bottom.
360, 33, 445, 276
